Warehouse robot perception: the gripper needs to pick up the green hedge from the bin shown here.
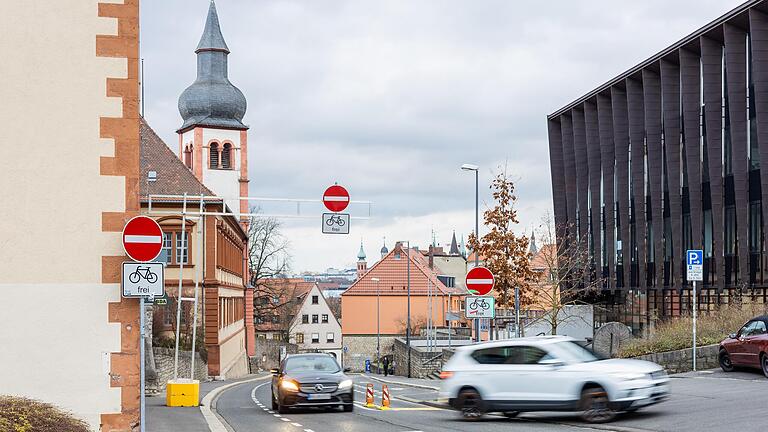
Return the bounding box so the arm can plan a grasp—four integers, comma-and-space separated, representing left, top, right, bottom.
619, 302, 767, 358
0, 396, 90, 432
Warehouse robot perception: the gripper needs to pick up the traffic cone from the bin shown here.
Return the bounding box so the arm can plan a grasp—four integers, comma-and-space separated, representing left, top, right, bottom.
365, 383, 375, 408
379, 384, 391, 410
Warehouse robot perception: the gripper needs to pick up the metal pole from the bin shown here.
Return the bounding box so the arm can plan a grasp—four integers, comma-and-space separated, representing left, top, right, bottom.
515, 285, 520, 338
693, 281, 697, 371
376, 280, 380, 373
407, 241, 411, 378
190, 195, 204, 379
139, 296, 146, 432
448, 293, 452, 348
474, 169, 480, 343
173, 193, 188, 380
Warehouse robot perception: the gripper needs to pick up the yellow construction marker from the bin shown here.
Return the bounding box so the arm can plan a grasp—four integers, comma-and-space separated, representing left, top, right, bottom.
365, 383, 376, 408
379, 384, 391, 410
166, 379, 200, 407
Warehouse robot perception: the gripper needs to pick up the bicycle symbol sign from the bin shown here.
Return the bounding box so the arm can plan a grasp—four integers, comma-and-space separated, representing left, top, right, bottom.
122, 262, 164, 298
322, 213, 350, 235
465, 296, 495, 319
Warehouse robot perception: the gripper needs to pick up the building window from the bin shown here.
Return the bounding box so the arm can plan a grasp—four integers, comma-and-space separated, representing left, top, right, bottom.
156, 232, 172, 264
312, 314, 319, 324
312, 295, 319, 304
272, 315, 279, 324
725, 206, 736, 256
184, 145, 192, 169
326, 332, 334, 343
222, 143, 232, 169
272, 295, 280, 305
209, 142, 220, 168
311, 333, 320, 344
296, 333, 304, 344
162, 306, 173, 326
322, 314, 329, 323
302, 314, 309, 324
176, 231, 189, 264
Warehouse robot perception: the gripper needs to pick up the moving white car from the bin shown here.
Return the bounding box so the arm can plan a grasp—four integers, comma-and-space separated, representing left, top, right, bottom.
438, 336, 669, 423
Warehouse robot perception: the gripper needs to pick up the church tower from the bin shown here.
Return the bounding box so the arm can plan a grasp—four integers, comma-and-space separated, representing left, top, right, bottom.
357, 242, 368, 279
178, 0, 249, 218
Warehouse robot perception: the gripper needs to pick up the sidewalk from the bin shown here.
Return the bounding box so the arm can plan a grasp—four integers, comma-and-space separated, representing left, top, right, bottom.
362, 373, 440, 390
146, 374, 267, 432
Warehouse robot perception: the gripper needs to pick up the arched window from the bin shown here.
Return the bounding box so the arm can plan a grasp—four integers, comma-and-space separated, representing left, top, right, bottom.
184, 145, 192, 168
222, 143, 232, 169
209, 143, 220, 169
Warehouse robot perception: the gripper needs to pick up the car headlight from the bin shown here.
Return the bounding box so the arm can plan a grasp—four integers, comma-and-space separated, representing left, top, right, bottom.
338, 379, 353, 390
281, 379, 300, 392
611, 372, 647, 381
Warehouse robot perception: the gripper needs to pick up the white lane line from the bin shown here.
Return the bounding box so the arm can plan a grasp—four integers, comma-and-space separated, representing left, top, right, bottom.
274, 414, 282, 418
291, 422, 303, 427
281, 418, 291, 422
268, 410, 274, 414
304, 429, 315, 432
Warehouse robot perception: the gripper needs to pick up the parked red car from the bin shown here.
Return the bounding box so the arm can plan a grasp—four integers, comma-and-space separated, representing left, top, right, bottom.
719, 315, 768, 377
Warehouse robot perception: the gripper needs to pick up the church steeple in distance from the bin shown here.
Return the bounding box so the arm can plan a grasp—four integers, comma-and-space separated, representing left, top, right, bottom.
178, 0, 247, 133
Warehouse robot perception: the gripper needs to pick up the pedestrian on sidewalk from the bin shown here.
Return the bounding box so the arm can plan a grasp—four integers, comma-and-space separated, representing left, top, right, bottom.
382, 356, 390, 377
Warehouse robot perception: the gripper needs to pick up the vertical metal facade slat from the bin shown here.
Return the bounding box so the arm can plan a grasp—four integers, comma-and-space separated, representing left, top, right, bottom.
680, 48, 704, 254
661, 59, 684, 288
725, 23, 751, 285
585, 102, 603, 272
612, 86, 631, 289
749, 9, 768, 262
643, 69, 664, 287
598, 93, 616, 285
573, 108, 590, 245
702, 35, 726, 290
627, 77, 647, 289
561, 115, 578, 236
548, 119, 568, 244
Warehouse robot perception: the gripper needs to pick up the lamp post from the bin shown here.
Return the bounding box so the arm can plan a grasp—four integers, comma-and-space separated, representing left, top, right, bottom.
461, 164, 480, 342
372, 277, 381, 373
398, 240, 412, 378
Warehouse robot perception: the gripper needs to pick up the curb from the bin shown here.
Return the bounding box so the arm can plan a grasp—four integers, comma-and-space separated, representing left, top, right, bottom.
201, 374, 270, 432
365, 374, 440, 391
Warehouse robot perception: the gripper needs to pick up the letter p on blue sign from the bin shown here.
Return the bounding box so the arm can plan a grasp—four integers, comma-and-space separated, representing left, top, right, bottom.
687, 250, 703, 266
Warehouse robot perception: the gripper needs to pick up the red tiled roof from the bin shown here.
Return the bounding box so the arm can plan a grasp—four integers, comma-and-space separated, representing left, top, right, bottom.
343, 244, 465, 296
254, 278, 317, 332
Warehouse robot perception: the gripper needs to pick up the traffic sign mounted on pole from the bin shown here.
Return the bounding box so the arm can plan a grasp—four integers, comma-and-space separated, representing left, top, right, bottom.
323, 184, 350, 213
122, 262, 164, 298
466, 266, 495, 296
465, 296, 495, 319
686, 249, 703, 281
322, 213, 350, 234
122, 216, 164, 262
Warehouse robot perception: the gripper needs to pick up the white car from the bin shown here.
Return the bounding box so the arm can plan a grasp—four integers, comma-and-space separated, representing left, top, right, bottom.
438, 336, 669, 423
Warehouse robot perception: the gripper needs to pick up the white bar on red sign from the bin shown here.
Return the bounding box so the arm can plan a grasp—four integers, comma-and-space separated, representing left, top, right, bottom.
467, 279, 494, 284
124, 235, 162, 243
323, 196, 349, 201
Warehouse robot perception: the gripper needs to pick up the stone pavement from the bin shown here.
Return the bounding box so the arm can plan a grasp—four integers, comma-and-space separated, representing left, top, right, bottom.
147, 374, 267, 432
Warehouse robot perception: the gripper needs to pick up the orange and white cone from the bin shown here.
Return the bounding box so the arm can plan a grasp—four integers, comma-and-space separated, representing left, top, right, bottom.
365, 383, 375, 407
379, 384, 391, 410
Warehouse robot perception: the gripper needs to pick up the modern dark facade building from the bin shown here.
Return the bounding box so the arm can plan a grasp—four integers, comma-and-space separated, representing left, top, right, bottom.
547, 0, 768, 333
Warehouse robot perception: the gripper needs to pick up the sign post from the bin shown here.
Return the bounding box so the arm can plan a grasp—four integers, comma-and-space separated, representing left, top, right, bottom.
122, 216, 164, 432
466, 267, 495, 342
686, 249, 704, 371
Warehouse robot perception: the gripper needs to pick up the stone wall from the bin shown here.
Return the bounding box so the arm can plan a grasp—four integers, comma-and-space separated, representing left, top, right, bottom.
392, 339, 448, 378
251, 339, 299, 371
343, 335, 397, 372
153, 347, 209, 391
632, 344, 720, 374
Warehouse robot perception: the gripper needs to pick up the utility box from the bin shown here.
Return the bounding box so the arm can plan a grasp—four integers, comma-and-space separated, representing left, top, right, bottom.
166, 379, 200, 407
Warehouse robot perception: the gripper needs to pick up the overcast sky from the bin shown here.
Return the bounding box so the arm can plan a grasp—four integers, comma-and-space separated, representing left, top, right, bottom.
141, 0, 745, 273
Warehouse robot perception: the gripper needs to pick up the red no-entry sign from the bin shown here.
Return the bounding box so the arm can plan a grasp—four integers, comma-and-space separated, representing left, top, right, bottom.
122, 216, 164, 263
323, 184, 350, 212
466, 266, 495, 296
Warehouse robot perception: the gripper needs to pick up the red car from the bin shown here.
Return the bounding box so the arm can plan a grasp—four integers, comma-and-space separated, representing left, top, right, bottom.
719, 315, 768, 377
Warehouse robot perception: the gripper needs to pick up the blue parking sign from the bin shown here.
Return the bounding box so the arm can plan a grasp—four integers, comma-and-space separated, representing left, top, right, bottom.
686, 249, 703, 282
686, 250, 703, 266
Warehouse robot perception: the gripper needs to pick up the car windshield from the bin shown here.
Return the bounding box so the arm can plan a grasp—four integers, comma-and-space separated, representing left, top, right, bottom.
284, 356, 340, 373
550, 341, 599, 363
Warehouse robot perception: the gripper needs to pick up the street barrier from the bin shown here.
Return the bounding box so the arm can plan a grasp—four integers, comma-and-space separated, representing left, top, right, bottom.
379, 384, 390, 410
365, 383, 375, 407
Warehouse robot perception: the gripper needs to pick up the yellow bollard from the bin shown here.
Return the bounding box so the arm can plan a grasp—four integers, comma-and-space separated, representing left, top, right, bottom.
379, 384, 391, 410
365, 383, 375, 408
166, 379, 200, 407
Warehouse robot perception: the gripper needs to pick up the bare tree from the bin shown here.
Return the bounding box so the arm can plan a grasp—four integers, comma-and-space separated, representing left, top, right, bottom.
255, 279, 305, 340
532, 212, 602, 335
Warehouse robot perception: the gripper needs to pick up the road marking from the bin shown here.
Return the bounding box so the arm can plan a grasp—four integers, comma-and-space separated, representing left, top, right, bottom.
304, 429, 315, 432
280, 418, 291, 422
388, 407, 441, 411
291, 423, 303, 427
274, 414, 281, 418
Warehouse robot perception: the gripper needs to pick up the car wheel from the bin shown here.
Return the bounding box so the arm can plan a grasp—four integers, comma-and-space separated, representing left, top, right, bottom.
457, 388, 484, 420
761, 353, 768, 379
503, 411, 519, 418
277, 401, 289, 414
271, 392, 278, 410
580, 386, 616, 423
344, 404, 354, 412
719, 349, 735, 372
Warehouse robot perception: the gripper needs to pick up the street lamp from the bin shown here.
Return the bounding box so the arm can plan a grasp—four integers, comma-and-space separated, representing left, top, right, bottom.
397, 240, 412, 378
372, 277, 381, 373
461, 164, 481, 342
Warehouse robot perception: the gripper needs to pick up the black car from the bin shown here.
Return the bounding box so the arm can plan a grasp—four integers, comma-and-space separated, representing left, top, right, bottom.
271, 353, 354, 413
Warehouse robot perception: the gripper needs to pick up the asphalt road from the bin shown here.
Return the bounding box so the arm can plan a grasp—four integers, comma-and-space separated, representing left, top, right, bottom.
215, 370, 768, 432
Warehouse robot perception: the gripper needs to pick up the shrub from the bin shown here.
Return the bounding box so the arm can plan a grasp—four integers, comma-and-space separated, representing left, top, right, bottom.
0, 396, 90, 432
619, 300, 767, 358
